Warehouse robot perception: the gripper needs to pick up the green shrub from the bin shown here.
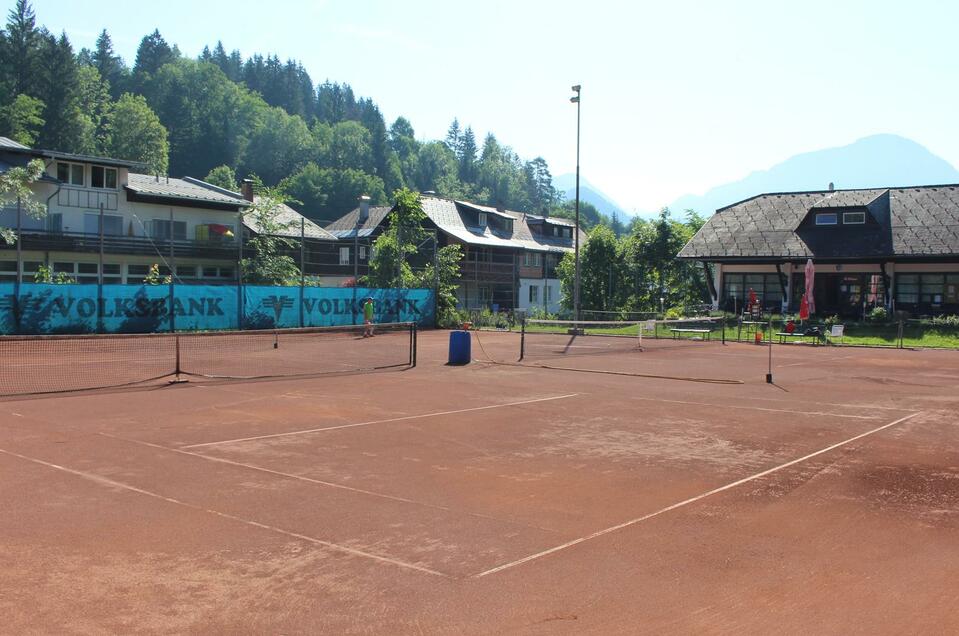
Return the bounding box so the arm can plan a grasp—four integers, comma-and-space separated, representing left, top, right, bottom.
867, 306, 888, 323
664, 306, 683, 320
930, 314, 959, 327
823, 314, 840, 326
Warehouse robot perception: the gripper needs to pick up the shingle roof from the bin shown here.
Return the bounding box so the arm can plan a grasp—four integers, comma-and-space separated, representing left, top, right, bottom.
678, 184, 959, 260
126, 173, 250, 206
245, 195, 336, 241
324, 195, 586, 253
0, 137, 29, 150
324, 206, 392, 233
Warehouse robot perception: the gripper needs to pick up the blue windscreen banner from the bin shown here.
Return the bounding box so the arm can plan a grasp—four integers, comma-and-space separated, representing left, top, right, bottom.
0, 282, 434, 334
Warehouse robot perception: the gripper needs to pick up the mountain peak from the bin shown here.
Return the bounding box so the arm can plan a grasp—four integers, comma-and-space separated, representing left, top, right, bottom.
553, 173, 628, 219
671, 134, 959, 216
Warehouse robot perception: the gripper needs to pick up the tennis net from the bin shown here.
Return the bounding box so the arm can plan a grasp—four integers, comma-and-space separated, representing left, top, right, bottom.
0, 322, 416, 397
519, 317, 722, 360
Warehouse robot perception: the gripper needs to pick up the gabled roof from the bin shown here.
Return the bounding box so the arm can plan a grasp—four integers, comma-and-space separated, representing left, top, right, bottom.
324, 194, 586, 253
324, 205, 392, 234
0, 137, 29, 150
126, 173, 250, 207
245, 195, 336, 241
678, 184, 959, 261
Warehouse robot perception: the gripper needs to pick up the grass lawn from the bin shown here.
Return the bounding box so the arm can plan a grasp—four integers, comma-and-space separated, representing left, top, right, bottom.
521, 319, 959, 349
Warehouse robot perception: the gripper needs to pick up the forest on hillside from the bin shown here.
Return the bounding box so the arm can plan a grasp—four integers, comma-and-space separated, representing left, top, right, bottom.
0, 0, 581, 224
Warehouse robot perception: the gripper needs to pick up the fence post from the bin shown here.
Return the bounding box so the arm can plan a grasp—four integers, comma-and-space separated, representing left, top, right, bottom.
168, 207, 175, 333
97, 203, 104, 333
14, 196, 22, 334
299, 217, 305, 328
237, 211, 243, 329
898, 320, 904, 349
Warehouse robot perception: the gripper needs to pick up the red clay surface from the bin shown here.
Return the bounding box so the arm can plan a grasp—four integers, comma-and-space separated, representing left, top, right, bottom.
1, 330, 958, 634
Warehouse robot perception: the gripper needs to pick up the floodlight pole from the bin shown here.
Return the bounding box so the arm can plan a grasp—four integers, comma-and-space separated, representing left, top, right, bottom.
570, 84, 582, 322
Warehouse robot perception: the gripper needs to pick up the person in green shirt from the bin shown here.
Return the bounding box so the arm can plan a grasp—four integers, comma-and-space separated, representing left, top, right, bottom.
362, 297, 374, 337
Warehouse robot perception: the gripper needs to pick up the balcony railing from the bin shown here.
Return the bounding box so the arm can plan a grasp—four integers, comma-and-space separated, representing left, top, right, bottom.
2, 229, 240, 260
459, 260, 515, 281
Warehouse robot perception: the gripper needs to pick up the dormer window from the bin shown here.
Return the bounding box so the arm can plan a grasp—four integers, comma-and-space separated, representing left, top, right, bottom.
843, 211, 865, 224
477, 212, 487, 227
91, 165, 117, 189
815, 212, 837, 226
57, 162, 84, 186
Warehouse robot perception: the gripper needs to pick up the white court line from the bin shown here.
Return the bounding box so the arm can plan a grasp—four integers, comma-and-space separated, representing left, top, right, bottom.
630, 396, 880, 420
744, 395, 910, 412
473, 411, 922, 578
0, 446, 448, 578
182, 393, 580, 449
102, 433, 559, 534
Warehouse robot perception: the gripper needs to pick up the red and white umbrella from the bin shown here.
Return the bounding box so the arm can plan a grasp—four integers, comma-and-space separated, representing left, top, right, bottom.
804, 258, 816, 315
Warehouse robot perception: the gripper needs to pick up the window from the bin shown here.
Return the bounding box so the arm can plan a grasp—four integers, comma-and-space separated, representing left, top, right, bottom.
151, 219, 187, 240
503, 219, 513, 234
723, 272, 784, 311
56, 162, 84, 186
83, 213, 123, 236
359, 246, 367, 260
544, 284, 552, 302
815, 213, 838, 225
523, 252, 541, 267
339, 247, 351, 265
477, 212, 487, 227
0, 260, 42, 280
176, 265, 198, 279
529, 285, 539, 304
478, 286, 491, 303
895, 274, 919, 304
843, 211, 866, 224
91, 166, 118, 189
920, 274, 945, 305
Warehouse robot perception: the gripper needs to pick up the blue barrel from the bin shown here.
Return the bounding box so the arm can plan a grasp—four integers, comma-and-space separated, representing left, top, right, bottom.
448, 330, 472, 365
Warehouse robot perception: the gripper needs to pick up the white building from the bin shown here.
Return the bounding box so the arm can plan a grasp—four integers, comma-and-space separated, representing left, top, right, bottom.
0, 138, 338, 285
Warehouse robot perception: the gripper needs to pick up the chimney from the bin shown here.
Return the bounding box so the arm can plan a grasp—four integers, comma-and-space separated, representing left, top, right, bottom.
240, 178, 254, 202
828, 182, 835, 191
358, 195, 371, 223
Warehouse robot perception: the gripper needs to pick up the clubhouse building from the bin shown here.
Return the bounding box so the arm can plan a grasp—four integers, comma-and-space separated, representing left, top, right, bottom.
678, 185, 959, 317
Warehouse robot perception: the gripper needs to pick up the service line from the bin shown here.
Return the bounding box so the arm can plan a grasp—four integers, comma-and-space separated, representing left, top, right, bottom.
102, 433, 559, 534
182, 393, 580, 449
0, 446, 448, 577
630, 395, 880, 420
474, 411, 922, 578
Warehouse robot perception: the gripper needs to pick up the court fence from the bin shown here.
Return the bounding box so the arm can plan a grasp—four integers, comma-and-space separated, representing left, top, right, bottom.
0, 281, 435, 335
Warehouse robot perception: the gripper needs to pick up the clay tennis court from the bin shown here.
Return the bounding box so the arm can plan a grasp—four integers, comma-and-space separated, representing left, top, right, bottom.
1, 330, 958, 633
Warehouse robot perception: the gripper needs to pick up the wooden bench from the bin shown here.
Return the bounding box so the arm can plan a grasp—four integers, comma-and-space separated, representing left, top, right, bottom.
670, 328, 712, 340
775, 331, 822, 345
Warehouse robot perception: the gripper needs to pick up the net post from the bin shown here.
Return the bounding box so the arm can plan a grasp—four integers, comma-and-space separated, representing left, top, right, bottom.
175, 333, 181, 380
766, 316, 773, 384
273, 330, 278, 349
721, 314, 726, 345
519, 317, 526, 361
411, 322, 417, 367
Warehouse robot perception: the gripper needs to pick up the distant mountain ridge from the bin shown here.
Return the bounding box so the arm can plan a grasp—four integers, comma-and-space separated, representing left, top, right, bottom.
553, 173, 628, 220
670, 134, 959, 216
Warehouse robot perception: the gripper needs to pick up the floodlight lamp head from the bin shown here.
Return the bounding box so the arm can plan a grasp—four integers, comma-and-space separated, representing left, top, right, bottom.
570, 96, 579, 103
571, 84, 581, 92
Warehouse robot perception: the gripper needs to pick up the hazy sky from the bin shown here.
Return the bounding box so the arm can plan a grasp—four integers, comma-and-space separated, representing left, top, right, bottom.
31, 0, 959, 213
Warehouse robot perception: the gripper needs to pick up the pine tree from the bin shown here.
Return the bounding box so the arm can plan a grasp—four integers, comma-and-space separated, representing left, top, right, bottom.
92, 29, 126, 98
132, 29, 175, 90
4, 0, 42, 97
458, 126, 477, 182
445, 118, 460, 152
36, 32, 86, 151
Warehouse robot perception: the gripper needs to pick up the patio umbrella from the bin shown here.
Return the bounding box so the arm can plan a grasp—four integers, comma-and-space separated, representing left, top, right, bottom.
804, 258, 816, 315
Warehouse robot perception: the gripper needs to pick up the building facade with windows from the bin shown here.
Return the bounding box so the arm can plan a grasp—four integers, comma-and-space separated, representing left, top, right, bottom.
326, 195, 583, 313
677, 184, 959, 317
0, 138, 338, 286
